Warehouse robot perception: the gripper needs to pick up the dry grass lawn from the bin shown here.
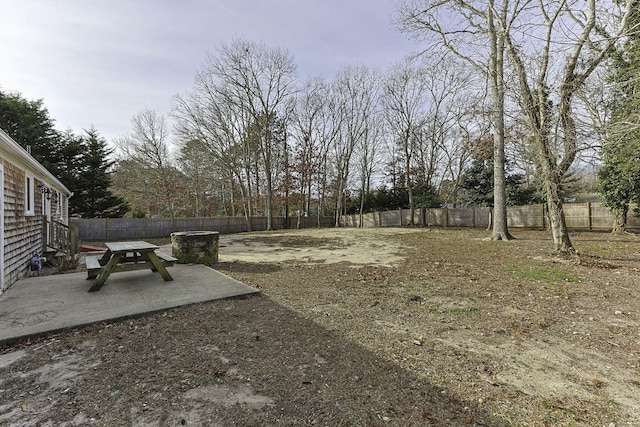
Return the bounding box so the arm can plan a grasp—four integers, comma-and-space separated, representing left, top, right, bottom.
1, 227, 639, 426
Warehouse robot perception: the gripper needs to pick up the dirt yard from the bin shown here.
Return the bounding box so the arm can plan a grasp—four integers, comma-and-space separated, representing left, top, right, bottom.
1, 227, 639, 426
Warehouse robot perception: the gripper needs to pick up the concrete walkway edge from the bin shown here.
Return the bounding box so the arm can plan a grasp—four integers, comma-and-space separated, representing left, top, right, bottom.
0, 264, 259, 345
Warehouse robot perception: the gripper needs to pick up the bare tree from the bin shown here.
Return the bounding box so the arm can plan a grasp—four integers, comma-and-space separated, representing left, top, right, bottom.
173, 48, 276, 228
330, 66, 379, 226
111, 159, 154, 217
398, 0, 634, 251
116, 109, 177, 220
291, 77, 337, 226
355, 109, 384, 227
381, 57, 429, 224
176, 139, 221, 217
419, 57, 477, 205
397, 0, 520, 240
210, 38, 297, 230
504, 0, 633, 252
438, 98, 489, 206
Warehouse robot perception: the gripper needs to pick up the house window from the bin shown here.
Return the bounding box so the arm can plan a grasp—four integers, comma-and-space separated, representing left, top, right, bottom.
25, 174, 35, 215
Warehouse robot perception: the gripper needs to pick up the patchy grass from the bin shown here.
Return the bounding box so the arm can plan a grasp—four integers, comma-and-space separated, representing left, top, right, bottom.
4, 228, 640, 426
510, 266, 582, 282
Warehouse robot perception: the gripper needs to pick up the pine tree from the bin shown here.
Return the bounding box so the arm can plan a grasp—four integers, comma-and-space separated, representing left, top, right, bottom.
599, 6, 640, 232
0, 89, 61, 173
57, 130, 85, 193
71, 128, 129, 218
457, 159, 541, 208
457, 159, 494, 207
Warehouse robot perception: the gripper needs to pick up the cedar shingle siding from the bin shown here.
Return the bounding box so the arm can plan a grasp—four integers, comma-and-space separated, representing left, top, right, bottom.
2, 160, 43, 287
1, 128, 71, 291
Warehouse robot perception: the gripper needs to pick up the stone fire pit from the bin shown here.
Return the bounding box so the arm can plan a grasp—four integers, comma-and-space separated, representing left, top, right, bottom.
170, 231, 219, 266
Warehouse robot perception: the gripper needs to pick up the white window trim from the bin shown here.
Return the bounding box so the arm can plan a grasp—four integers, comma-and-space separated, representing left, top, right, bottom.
25, 173, 35, 216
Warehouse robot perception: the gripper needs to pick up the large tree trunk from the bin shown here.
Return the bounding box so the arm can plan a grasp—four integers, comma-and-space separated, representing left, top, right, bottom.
407, 186, 415, 226
335, 179, 345, 227
611, 205, 628, 234
544, 178, 573, 253
265, 172, 273, 231
490, 133, 513, 240
488, 12, 513, 242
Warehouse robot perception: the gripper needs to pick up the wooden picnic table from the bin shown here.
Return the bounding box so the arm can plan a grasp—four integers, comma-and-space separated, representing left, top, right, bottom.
86, 241, 176, 292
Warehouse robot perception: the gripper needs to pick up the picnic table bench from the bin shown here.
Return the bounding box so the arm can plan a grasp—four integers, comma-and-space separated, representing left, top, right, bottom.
86, 241, 177, 292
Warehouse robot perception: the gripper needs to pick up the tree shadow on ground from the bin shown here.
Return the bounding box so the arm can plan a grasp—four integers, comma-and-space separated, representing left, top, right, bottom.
215, 261, 282, 274
0, 294, 507, 426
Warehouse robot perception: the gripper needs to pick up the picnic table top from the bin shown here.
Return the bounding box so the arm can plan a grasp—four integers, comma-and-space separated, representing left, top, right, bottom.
105, 241, 159, 252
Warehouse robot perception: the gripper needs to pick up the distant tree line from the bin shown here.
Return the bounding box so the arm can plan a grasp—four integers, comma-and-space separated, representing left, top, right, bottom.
114, 39, 584, 230
1, 0, 637, 255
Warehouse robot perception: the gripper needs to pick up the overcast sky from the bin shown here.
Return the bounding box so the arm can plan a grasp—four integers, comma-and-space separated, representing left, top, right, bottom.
1, 0, 418, 142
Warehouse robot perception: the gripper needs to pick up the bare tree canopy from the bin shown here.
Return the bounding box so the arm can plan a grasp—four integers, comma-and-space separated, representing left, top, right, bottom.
397, 0, 635, 252
173, 38, 297, 229
503, 0, 634, 252
114, 109, 178, 219
396, 0, 516, 241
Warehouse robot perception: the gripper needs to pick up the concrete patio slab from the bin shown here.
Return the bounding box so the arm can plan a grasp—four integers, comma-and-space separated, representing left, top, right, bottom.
0, 264, 259, 345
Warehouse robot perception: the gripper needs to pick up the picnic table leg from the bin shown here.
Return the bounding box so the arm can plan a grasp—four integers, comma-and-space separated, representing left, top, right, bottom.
147, 251, 174, 282
89, 252, 123, 292
98, 249, 113, 266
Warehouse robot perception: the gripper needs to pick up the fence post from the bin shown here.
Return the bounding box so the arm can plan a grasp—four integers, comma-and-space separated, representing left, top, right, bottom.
587, 202, 592, 231
142, 217, 147, 239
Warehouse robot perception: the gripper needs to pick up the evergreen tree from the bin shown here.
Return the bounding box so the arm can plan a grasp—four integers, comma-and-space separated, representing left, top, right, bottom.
0, 89, 61, 173
57, 129, 85, 193
71, 128, 129, 218
413, 183, 442, 208
457, 159, 494, 207
0, 90, 128, 217
599, 6, 640, 232
457, 159, 540, 207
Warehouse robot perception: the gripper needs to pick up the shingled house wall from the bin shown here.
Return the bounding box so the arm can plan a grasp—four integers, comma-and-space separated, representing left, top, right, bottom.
1, 128, 71, 292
